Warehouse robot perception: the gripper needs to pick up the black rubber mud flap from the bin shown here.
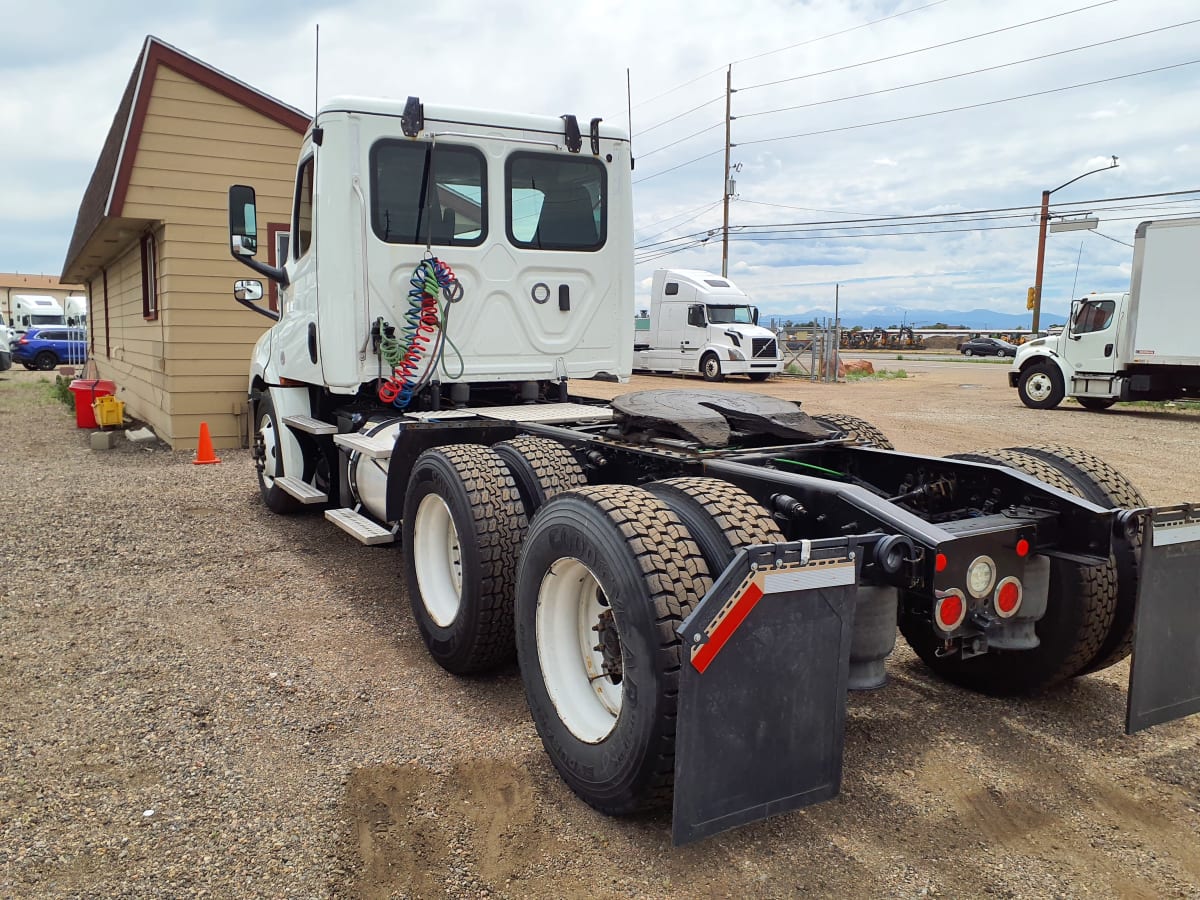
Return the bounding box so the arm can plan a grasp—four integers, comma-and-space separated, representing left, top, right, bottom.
1126, 505, 1200, 734
672, 538, 862, 845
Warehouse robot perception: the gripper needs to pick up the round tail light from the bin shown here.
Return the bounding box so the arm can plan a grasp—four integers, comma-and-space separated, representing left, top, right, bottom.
994, 577, 1022, 618
935, 590, 967, 632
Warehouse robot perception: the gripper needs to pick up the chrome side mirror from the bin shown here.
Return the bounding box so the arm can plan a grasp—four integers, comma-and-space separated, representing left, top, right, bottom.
234, 279, 264, 302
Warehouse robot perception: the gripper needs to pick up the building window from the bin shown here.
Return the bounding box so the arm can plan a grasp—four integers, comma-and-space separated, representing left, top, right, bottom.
140, 232, 158, 320
267, 223, 289, 312
293, 156, 314, 258
369, 141, 487, 246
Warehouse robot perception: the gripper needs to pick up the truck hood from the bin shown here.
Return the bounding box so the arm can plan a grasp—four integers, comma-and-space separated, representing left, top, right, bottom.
721, 323, 775, 340
1013, 335, 1061, 366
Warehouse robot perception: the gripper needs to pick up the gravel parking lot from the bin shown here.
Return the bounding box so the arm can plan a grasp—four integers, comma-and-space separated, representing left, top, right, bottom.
1, 363, 1198, 899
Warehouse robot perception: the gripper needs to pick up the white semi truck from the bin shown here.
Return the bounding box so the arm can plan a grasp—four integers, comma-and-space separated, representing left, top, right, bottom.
10, 294, 66, 339
1012, 217, 1200, 410
632, 269, 782, 381
227, 95, 1200, 844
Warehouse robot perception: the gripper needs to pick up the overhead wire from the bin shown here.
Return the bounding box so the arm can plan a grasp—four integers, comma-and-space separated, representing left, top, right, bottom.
628, 0, 955, 114
737, 0, 1120, 93
737, 18, 1200, 120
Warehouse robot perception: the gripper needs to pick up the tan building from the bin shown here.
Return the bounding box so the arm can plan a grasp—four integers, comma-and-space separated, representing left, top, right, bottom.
62, 36, 307, 449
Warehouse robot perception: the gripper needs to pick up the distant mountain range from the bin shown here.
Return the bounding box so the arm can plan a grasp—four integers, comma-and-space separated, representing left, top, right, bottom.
765, 307, 1068, 330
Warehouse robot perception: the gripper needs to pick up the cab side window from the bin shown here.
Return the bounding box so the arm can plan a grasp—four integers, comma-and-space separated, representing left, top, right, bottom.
293, 156, 315, 259
1073, 299, 1115, 335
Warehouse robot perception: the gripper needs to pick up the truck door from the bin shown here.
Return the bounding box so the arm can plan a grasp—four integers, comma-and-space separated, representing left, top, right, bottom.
1063, 297, 1120, 375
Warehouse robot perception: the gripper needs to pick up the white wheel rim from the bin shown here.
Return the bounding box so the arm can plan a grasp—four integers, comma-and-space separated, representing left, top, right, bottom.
536, 557, 621, 743
413, 493, 464, 627
1026, 372, 1053, 402
259, 415, 279, 486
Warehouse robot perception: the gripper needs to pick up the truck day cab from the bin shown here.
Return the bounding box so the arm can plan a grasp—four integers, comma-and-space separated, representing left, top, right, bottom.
633, 269, 782, 381
228, 95, 1200, 844
9, 294, 66, 342
1012, 217, 1200, 410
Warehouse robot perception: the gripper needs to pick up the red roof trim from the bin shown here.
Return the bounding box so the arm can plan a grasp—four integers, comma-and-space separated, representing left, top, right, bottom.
110, 38, 309, 217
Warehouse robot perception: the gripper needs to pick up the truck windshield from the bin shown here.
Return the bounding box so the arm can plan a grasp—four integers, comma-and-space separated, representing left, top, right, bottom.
706, 305, 754, 325
31, 315, 64, 326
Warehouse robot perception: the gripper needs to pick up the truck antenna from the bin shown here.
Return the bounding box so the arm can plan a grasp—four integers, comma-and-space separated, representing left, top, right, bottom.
314, 24, 320, 116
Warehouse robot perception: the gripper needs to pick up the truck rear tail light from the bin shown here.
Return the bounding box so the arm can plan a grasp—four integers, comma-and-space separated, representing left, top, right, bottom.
934, 552, 948, 573
994, 577, 1022, 618
934, 590, 966, 631
1015, 538, 1030, 557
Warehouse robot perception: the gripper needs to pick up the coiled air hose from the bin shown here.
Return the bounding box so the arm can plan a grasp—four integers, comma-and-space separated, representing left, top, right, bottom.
378, 256, 462, 407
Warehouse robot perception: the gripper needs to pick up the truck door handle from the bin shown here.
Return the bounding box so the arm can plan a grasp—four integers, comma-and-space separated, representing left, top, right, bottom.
1105, 344, 1113, 357
558, 284, 570, 311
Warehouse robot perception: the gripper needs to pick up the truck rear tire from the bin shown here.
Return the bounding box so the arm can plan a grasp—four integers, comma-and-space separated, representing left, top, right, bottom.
514, 486, 711, 815
1076, 397, 1116, 411
898, 448, 1117, 694
1017, 363, 1064, 409
492, 436, 586, 518
403, 444, 527, 674
253, 393, 301, 515
810, 413, 894, 449
700, 352, 724, 382
646, 477, 783, 572
1006, 443, 1143, 675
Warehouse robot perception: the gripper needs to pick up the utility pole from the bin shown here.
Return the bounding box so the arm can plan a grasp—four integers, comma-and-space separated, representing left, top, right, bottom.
721, 66, 732, 277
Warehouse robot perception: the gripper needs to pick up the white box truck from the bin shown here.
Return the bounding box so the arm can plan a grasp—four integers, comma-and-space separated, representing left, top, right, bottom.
1011, 217, 1200, 409
633, 269, 782, 381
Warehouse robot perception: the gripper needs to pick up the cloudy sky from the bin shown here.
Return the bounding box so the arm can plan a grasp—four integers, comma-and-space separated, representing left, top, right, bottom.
1, 0, 1196, 322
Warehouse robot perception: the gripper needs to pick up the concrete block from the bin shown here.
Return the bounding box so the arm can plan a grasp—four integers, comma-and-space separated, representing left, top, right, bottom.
90, 430, 119, 450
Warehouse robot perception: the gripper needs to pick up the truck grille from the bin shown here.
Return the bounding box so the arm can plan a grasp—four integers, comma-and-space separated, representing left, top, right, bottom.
752, 338, 778, 358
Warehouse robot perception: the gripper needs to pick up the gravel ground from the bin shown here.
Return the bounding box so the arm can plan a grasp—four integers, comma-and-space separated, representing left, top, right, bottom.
1, 363, 1198, 899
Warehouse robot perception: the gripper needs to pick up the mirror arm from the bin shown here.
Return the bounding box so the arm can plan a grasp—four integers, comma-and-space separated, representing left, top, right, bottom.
231, 252, 290, 288
235, 295, 280, 321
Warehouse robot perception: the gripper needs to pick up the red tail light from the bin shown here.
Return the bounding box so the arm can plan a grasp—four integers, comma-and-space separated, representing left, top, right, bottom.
994, 578, 1022, 618
934, 590, 967, 631
18, 334, 29, 344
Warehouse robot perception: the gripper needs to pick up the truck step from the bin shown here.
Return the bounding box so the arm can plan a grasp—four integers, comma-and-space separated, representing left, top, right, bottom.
325, 508, 395, 545
282, 415, 337, 435
276, 476, 328, 504
334, 432, 395, 458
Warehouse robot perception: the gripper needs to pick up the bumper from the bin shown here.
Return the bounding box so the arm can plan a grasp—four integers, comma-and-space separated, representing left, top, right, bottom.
1007, 371, 1019, 387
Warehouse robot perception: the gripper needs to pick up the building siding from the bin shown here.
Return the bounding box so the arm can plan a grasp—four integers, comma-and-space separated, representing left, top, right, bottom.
90, 64, 301, 450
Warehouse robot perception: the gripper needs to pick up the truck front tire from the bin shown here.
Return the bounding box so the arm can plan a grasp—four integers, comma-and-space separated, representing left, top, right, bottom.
700, 352, 724, 382
253, 393, 301, 515
403, 444, 527, 674
1017, 363, 1065, 409
514, 486, 710, 815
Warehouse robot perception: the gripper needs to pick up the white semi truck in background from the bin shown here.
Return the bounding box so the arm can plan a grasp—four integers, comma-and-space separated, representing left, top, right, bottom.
9, 294, 66, 341
65, 295, 88, 327
1012, 217, 1200, 410
633, 268, 782, 381
225, 94, 1200, 845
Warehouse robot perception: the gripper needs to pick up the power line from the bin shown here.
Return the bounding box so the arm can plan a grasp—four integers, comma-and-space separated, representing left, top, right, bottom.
737, 59, 1200, 149
639, 120, 726, 160
633, 147, 724, 185
632, 190, 1200, 250
738, 19, 1200, 121
628, 0, 955, 113
635, 200, 725, 242
738, 0, 1120, 93
635, 96, 724, 139
1089, 231, 1134, 248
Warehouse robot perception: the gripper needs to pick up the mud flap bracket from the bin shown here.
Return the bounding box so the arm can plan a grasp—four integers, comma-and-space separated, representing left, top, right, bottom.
672, 537, 864, 845
1126, 504, 1200, 734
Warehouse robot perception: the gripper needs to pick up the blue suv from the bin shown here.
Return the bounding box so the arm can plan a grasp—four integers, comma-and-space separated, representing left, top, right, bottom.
13, 327, 88, 370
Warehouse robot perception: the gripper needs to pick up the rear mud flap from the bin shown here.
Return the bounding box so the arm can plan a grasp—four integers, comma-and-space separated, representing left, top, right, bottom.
1126, 505, 1200, 734
672, 538, 862, 845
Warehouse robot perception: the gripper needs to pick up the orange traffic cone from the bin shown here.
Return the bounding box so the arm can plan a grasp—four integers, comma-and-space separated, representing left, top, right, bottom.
193, 422, 221, 465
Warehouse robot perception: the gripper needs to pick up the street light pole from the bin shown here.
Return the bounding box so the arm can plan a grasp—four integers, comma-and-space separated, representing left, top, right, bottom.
1031, 156, 1118, 334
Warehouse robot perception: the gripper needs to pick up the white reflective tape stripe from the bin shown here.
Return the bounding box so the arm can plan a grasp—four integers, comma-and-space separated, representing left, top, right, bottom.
799, 539, 812, 565
1152, 521, 1200, 547
762, 563, 855, 594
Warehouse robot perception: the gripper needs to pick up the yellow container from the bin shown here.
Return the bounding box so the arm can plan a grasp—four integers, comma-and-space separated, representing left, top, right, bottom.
92, 394, 125, 428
